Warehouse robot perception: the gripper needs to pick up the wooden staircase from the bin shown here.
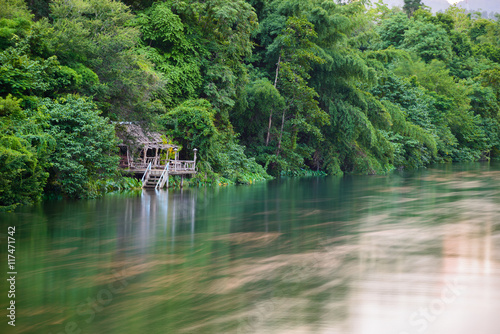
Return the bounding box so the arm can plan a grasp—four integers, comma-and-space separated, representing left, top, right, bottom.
141, 160, 196, 189
143, 170, 162, 188
141, 162, 170, 189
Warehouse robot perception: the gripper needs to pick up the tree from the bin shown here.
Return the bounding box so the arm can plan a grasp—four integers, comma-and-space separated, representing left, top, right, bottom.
402, 21, 453, 63
35, 96, 119, 198
48, 0, 164, 120
0, 95, 54, 210
192, 0, 258, 125
231, 78, 285, 148
403, 0, 423, 18
469, 18, 493, 43
376, 12, 410, 49
161, 99, 219, 160
136, 2, 204, 107
274, 16, 328, 156
0, 30, 91, 99
161, 98, 269, 183
0, 0, 32, 51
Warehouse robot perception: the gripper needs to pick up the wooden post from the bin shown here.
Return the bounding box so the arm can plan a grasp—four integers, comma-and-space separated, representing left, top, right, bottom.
126, 147, 130, 168
143, 147, 147, 164
155, 147, 159, 167
181, 175, 184, 188
193, 148, 198, 173
174, 147, 178, 172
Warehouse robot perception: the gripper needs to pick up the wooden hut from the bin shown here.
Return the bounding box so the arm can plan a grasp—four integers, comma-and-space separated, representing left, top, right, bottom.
116, 123, 178, 170
115, 123, 197, 188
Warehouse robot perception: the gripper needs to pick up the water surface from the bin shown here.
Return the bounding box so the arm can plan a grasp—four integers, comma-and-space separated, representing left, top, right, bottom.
2, 162, 500, 334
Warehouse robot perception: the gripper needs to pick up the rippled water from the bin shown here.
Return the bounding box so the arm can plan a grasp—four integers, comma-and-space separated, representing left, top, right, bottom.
2, 162, 500, 334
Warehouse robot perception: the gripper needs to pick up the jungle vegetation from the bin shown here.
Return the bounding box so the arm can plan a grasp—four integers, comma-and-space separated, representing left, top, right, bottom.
2, 0, 500, 209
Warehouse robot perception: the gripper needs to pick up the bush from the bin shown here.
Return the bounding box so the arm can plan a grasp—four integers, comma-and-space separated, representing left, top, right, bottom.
35, 95, 119, 198
0, 95, 53, 210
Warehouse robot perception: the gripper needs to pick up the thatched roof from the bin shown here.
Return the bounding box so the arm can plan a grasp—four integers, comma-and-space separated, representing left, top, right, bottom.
115, 123, 177, 151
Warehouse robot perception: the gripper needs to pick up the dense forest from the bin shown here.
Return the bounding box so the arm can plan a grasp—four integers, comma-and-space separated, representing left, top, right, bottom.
1, 0, 500, 209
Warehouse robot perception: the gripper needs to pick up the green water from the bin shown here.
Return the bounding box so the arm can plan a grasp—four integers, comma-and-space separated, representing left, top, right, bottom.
2, 162, 500, 334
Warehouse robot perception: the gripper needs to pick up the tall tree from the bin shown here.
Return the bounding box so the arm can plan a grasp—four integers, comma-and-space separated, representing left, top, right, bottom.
0, 0, 32, 50
401, 21, 453, 63
136, 2, 204, 107
48, 0, 164, 120
403, 0, 423, 17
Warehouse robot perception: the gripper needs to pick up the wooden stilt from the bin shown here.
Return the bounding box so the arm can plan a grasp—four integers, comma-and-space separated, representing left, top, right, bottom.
126, 147, 130, 168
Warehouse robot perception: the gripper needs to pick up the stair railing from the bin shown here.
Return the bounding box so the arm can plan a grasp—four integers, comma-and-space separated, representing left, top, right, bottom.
141, 161, 152, 188
156, 162, 170, 190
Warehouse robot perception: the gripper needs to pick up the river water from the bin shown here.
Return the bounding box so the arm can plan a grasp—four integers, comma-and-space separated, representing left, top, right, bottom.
2, 162, 500, 334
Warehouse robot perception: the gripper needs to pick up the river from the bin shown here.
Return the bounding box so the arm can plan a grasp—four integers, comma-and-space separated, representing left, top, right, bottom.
1, 162, 500, 333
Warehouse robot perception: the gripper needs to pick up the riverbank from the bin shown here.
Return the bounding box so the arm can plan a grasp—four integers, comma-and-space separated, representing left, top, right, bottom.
3, 1, 500, 212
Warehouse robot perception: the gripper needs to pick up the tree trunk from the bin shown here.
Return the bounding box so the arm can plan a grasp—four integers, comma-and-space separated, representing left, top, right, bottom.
266, 109, 273, 146
274, 54, 281, 88
266, 54, 281, 146
276, 109, 285, 157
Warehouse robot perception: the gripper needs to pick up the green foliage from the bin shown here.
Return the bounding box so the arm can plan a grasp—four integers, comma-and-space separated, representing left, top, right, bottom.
469, 18, 493, 43
211, 137, 272, 183
401, 21, 453, 63
276, 15, 329, 145
243, 9, 332, 175
0, 0, 32, 51
467, 79, 500, 119
161, 99, 218, 159
96, 176, 142, 192
473, 42, 500, 63
0, 94, 54, 209
232, 78, 285, 147
152, 0, 258, 125
0, 133, 43, 209
376, 12, 410, 49
0, 46, 55, 96
161, 98, 270, 183
48, 0, 164, 120
382, 100, 437, 167
0, 93, 23, 118
35, 95, 119, 198
136, 2, 204, 107
403, 0, 423, 17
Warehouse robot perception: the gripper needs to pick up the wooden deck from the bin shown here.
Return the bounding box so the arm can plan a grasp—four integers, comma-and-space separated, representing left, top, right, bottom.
123, 159, 196, 175
116, 126, 197, 188
138, 160, 196, 189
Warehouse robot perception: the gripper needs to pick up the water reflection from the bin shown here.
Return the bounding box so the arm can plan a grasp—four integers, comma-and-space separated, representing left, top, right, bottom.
1, 163, 500, 333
